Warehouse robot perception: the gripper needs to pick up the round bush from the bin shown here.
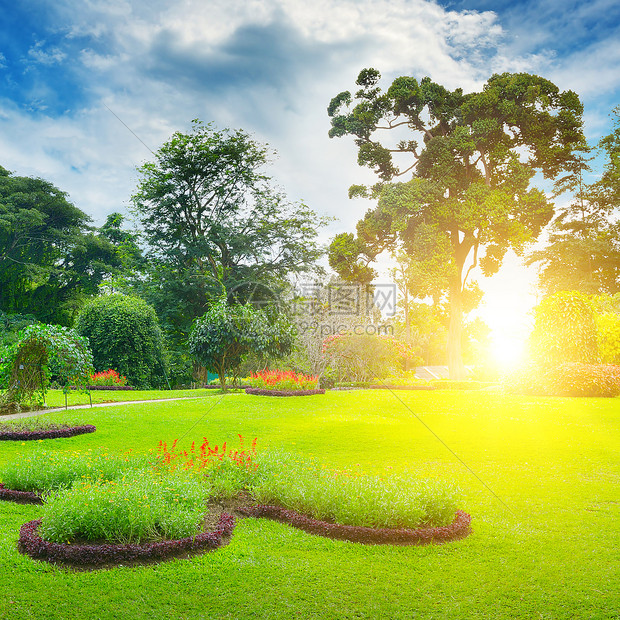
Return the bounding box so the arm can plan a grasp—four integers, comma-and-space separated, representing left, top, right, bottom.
529, 291, 599, 365
544, 363, 620, 397
506, 363, 620, 397
75, 294, 167, 389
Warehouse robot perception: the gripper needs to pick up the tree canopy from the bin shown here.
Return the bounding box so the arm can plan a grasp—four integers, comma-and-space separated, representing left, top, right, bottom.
131, 120, 329, 345
188, 298, 295, 391
0, 166, 120, 325
527, 108, 620, 295
327, 69, 587, 378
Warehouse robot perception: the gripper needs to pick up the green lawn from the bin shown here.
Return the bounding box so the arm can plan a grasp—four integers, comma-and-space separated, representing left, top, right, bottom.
41, 387, 218, 408
0, 389, 618, 619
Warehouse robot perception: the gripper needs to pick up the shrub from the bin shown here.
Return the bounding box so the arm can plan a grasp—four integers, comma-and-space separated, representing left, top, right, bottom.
529, 291, 599, 365
75, 294, 167, 389
90, 369, 128, 386
544, 363, 620, 397
248, 370, 318, 391
597, 313, 620, 364
505, 363, 620, 397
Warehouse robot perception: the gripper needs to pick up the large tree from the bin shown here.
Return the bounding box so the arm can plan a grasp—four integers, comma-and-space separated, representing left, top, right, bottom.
527, 109, 620, 295
131, 120, 328, 344
327, 69, 586, 378
0, 166, 120, 325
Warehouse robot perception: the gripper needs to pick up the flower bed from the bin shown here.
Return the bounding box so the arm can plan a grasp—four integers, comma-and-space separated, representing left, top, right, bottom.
0, 484, 43, 504
245, 388, 325, 397
18, 513, 235, 567
0, 424, 96, 441
239, 505, 471, 545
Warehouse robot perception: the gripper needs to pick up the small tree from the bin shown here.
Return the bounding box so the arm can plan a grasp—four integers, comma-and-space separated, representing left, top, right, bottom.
75, 294, 167, 389
529, 291, 599, 366
188, 299, 294, 391
0, 324, 93, 412
322, 333, 417, 383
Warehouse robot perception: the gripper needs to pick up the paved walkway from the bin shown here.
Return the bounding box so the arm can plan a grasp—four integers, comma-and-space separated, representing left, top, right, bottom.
0, 396, 217, 422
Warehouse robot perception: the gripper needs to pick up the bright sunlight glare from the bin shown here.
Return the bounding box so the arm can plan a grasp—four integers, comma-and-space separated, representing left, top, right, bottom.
490, 333, 526, 371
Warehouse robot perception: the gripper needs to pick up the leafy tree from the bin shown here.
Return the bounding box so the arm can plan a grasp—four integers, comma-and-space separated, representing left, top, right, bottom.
327, 69, 586, 378
527, 110, 620, 295
0, 167, 120, 325
188, 299, 295, 391
321, 332, 416, 383
131, 120, 328, 345
528, 291, 599, 366
98, 212, 146, 293
75, 294, 168, 389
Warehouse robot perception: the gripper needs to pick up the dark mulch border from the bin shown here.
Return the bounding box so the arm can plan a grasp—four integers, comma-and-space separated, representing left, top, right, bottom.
239, 505, 471, 545
0, 425, 96, 441
244, 388, 326, 397
0, 484, 43, 505
18, 513, 236, 567
68, 385, 135, 391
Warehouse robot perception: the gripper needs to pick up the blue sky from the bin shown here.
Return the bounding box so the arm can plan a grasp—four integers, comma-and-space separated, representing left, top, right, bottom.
1, 0, 619, 345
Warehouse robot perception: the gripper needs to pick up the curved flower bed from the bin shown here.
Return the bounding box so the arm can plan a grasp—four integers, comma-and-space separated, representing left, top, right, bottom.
0, 425, 96, 441
0, 484, 43, 505
18, 513, 236, 567
244, 388, 325, 397
239, 505, 471, 545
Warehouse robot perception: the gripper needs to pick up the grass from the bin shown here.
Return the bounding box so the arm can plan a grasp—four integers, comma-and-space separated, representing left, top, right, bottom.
0, 389, 618, 619
25, 387, 221, 409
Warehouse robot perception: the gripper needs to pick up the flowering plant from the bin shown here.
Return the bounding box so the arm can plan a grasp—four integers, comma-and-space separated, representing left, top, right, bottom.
90, 369, 128, 386
248, 370, 318, 391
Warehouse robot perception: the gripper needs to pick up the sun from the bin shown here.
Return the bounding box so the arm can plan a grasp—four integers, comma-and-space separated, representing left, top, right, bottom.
490, 333, 526, 371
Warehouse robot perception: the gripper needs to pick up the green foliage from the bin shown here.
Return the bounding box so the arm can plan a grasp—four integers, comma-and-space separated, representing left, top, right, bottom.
249, 450, 459, 528
597, 313, 620, 364
322, 332, 416, 382
75, 294, 167, 389
506, 362, 620, 397
131, 120, 328, 346
39, 470, 210, 544
0, 166, 120, 325
0, 448, 152, 493
327, 69, 587, 378
188, 299, 295, 390
529, 291, 599, 365
0, 324, 93, 410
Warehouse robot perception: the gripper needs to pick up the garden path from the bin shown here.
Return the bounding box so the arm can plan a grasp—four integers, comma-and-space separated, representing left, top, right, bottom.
0, 396, 218, 422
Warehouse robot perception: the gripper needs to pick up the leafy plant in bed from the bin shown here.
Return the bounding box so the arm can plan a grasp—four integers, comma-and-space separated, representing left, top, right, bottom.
0, 418, 96, 441
158, 439, 471, 545
18, 470, 234, 566
245, 370, 325, 396
0, 448, 152, 503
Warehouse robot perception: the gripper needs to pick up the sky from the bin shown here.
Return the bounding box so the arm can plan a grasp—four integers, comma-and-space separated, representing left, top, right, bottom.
1, 0, 619, 357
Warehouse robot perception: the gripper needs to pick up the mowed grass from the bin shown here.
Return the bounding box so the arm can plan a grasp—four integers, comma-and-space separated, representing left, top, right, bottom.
0, 389, 618, 620
42, 387, 218, 408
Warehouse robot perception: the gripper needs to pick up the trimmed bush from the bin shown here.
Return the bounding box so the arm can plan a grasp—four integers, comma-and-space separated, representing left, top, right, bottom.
544, 363, 620, 397
529, 291, 599, 365
506, 363, 620, 397
75, 294, 167, 389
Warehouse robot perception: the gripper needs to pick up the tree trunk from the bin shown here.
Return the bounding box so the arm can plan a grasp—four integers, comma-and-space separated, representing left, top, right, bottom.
448, 280, 465, 380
